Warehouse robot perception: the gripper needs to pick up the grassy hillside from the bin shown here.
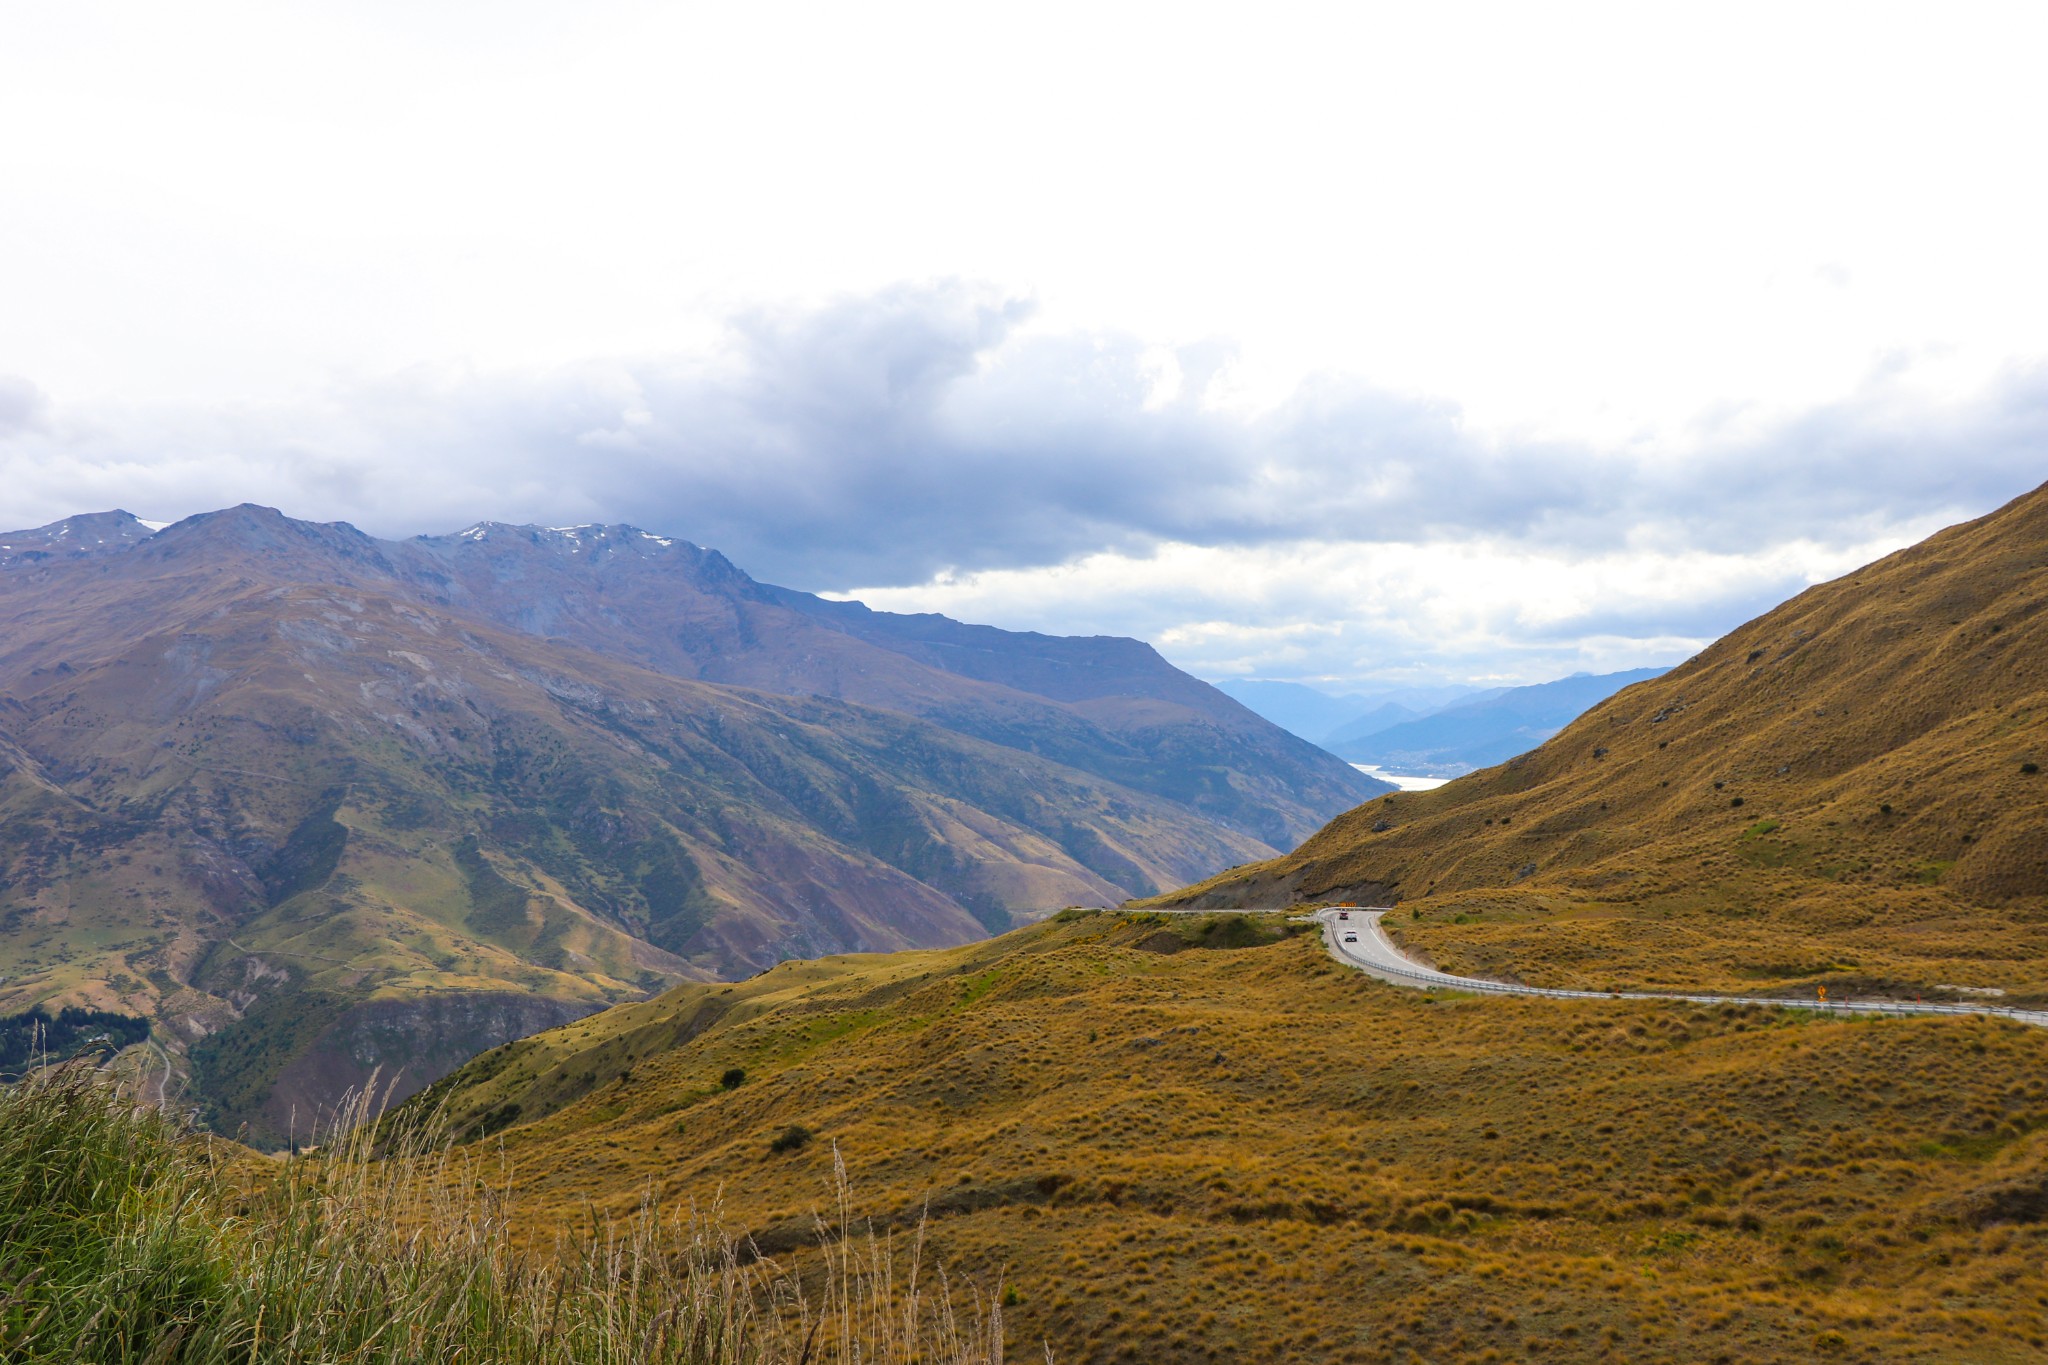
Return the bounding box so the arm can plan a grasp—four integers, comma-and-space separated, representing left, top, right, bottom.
408, 910, 2048, 1363
1148, 480, 2048, 1005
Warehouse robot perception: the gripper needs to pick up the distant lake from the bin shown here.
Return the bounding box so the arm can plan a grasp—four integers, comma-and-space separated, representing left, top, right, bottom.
1351, 763, 1452, 792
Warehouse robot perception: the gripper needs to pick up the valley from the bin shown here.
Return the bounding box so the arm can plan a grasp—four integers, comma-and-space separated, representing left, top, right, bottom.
10, 14, 2040, 1361
1218, 670, 1669, 778
382, 482, 2048, 1362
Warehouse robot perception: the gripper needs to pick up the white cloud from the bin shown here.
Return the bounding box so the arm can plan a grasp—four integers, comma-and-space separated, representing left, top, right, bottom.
3, 5, 2045, 686
4, 3, 2046, 439
0, 280, 2035, 685
831, 532, 1926, 687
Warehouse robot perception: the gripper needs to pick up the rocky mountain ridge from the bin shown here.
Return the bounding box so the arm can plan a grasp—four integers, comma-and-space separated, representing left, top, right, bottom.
0, 504, 1380, 1138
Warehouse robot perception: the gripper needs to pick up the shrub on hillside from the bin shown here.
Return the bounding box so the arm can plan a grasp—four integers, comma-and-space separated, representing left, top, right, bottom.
0, 1007, 150, 1079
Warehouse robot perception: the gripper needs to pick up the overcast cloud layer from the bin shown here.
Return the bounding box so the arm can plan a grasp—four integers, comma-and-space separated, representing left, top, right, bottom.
5, 4, 2045, 688
1, 281, 2041, 686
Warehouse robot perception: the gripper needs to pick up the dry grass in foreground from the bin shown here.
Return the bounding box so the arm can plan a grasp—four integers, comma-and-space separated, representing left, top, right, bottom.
414, 910, 2048, 1364
0, 1062, 1007, 1364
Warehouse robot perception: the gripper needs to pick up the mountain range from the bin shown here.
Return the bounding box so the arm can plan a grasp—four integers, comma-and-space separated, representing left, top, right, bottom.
0, 504, 1380, 1138
386, 481, 2048, 1362
1216, 669, 1665, 776
1212, 679, 1491, 746
14, 485, 2047, 1361
1324, 668, 1670, 774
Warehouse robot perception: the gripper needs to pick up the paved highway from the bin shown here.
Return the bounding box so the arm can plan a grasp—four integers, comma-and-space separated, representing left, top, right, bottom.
1315, 908, 2048, 1028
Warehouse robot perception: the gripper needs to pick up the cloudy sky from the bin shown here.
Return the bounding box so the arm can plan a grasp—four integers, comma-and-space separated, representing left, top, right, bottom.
3, 2, 2045, 690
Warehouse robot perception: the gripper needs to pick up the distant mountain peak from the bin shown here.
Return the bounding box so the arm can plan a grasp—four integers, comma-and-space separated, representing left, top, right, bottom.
429, 521, 698, 554
171, 502, 343, 536
0, 509, 161, 564
145, 505, 395, 572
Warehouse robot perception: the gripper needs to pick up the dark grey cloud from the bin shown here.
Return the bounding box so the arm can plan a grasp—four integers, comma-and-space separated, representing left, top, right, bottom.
0, 375, 47, 437
0, 281, 2042, 593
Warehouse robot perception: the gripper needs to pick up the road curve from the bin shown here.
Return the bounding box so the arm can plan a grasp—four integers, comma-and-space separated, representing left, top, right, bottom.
1316, 908, 2048, 1028
146, 1038, 176, 1108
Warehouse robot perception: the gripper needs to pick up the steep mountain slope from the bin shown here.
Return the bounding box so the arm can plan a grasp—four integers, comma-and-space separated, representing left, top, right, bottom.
0, 505, 1375, 1138
1327, 668, 1669, 774
402, 909, 2048, 1363
392, 522, 1381, 850
1151, 481, 2048, 1002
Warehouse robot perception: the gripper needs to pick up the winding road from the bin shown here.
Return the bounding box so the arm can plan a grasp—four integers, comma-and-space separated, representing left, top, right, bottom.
144, 1038, 177, 1108
1315, 908, 2048, 1028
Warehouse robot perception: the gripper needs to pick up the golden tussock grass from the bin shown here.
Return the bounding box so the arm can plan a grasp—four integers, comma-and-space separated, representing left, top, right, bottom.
413, 911, 2048, 1363
1150, 480, 2048, 1011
